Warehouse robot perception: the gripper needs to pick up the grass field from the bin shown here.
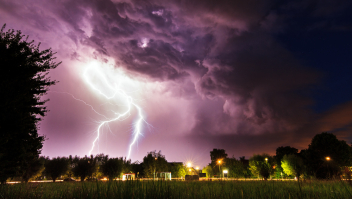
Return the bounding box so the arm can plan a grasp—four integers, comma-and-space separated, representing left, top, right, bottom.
1, 180, 351, 199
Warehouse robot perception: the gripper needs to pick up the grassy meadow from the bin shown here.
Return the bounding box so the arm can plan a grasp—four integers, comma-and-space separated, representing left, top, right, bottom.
1, 180, 351, 199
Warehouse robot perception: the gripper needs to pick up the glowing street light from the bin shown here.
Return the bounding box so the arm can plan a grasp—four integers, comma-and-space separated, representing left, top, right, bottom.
326, 157, 331, 161
187, 162, 192, 168
265, 158, 268, 162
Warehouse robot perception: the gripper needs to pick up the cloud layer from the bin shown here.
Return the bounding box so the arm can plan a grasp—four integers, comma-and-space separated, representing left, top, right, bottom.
1, 0, 351, 166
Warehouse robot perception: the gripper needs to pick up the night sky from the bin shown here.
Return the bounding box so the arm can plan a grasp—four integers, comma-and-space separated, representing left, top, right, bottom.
1, 0, 351, 168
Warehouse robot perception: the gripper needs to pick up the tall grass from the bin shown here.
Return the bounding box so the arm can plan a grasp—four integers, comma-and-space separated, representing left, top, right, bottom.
0, 180, 351, 199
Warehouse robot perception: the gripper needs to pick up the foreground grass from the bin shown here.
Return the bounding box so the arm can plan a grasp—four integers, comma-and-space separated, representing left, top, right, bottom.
1, 180, 351, 199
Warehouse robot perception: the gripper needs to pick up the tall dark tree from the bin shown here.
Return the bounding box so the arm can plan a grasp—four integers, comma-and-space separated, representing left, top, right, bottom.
225, 157, 249, 178
122, 157, 132, 175
142, 151, 169, 178
0, 25, 60, 184
275, 146, 298, 167
21, 156, 45, 183
100, 156, 124, 181
303, 132, 352, 179
72, 156, 97, 182
44, 157, 69, 182
209, 149, 228, 177
169, 162, 186, 178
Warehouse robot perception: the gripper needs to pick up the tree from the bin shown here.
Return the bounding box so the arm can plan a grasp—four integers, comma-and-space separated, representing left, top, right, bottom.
274, 146, 298, 179
72, 156, 97, 182
202, 165, 214, 178
169, 163, 186, 178
275, 146, 298, 167
21, 156, 45, 183
122, 157, 132, 175
209, 149, 228, 177
249, 154, 275, 180
44, 157, 69, 182
225, 157, 248, 178
281, 154, 305, 180
100, 156, 124, 181
0, 24, 60, 184
303, 132, 352, 179
142, 151, 169, 178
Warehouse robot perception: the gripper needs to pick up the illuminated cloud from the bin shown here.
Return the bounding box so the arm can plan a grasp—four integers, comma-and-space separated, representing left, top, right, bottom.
0, 0, 351, 166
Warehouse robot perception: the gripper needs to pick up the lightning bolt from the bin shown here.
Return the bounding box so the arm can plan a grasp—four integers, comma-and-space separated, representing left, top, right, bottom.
81, 62, 149, 160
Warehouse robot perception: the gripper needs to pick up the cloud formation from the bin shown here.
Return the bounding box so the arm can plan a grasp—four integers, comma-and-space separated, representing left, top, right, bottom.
1, 0, 351, 166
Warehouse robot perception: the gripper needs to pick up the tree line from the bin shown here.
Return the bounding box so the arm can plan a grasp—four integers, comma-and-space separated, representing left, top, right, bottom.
6, 132, 352, 183
203, 132, 352, 180
5, 151, 187, 183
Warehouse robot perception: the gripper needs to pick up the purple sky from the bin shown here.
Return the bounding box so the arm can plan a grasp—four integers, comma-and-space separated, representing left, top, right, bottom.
1, 0, 351, 168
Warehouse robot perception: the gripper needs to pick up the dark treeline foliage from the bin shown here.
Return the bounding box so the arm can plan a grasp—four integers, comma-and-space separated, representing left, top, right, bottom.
0, 25, 60, 184
100, 156, 124, 181
142, 151, 169, 178
206, 132, 352, 180
2, 132, 351, 183
4, 150, 186, 182
44, 157, 69, 182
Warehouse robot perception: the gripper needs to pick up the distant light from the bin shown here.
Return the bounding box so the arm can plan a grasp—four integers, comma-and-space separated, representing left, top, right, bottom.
155, 157, 157, 160
223, 170, 228, 174
196, 167, 199, 170
326, 157, 330, 161
265, 158, 268, 161
189, 169, 191, 172
187, 162, 192, 167
218, 160, 221, 164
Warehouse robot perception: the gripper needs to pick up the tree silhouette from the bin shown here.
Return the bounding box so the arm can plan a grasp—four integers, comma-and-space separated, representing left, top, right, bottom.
0, 24, 60, 184
44, 157, 69, 182
209, 149, 228, 177
303, 132, 352, 179
142, 151, 169, 178
72, 156, 97, 182
100, 156, 124, 181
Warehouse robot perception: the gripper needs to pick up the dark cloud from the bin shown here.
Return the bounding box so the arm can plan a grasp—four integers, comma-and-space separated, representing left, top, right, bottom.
1, 0, 351, 166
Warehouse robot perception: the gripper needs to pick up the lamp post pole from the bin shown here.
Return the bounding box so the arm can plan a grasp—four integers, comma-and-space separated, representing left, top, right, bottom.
218, 160, 222, 179
154, 157, 157, 181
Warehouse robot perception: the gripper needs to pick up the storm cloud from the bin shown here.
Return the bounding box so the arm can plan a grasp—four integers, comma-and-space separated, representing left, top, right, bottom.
1, 0, 351, 166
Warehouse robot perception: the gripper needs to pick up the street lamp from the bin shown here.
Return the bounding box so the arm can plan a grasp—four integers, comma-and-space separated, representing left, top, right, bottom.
154, 157, 158, 180
218, 160, 222, 178
265, 158, 268, 162
326, 157, 330, 161
196, 167, 199, 175
187, 162, 192, 175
